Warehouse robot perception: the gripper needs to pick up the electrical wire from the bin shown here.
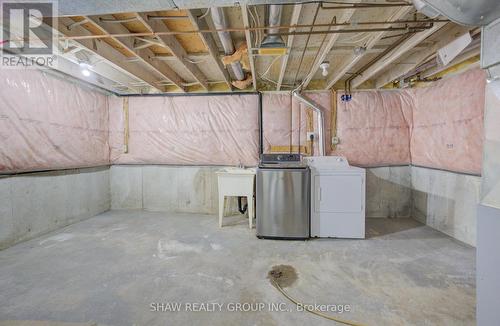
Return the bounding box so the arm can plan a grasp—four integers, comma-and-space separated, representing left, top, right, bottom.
248, 6, 259, 47
270, 279, 366, 326
184, 57, 206, 64
197, 8, 210, 20
261, 55, 284, 77
258, 74, 296, 88
340, 32, 373, 45
253, 6, 263, 47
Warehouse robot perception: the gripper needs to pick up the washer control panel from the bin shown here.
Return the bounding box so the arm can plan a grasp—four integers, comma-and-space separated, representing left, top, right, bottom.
260, 153, 301, 164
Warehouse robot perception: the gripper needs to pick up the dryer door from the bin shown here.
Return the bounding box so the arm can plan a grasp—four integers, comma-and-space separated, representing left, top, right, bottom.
315, 174, 363, 213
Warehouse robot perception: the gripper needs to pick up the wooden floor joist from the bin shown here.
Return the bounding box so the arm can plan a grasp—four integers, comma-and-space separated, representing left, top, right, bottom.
136, 13, 209, 91
84, 15, 186, 92
56, 17, 167, 93
187, 9, 232, 90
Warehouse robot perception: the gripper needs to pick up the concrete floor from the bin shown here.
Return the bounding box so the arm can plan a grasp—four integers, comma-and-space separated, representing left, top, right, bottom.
0, 211, 475, 326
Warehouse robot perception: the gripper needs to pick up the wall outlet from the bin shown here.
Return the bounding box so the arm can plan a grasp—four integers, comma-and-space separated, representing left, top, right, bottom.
332, 136, 340, 145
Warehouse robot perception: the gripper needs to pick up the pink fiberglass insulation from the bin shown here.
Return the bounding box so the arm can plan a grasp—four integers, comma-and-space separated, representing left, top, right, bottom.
262, 93, 292, 152
0, 69, 109, 173
262, 92, 330, 156
334, 90, 413, 166
262, 68, 485, 174
109, 94, 259, 166
410, 68, 486, 174
263, 90, 410, 164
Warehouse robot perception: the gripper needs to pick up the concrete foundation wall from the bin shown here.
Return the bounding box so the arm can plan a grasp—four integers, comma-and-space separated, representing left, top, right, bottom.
110, 165, 241, 215
110, 165, 412, 218
0, 167, 110, 249
366, 166, 411, 218
411, 166, 481, 246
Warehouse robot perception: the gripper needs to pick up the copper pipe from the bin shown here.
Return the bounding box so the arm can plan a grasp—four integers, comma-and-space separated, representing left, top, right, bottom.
269, 25, 432, 37
321, 2, 413, 10
56, 19, 448, 41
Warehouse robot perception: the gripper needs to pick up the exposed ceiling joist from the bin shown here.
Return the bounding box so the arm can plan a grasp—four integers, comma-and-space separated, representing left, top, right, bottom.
300, 3, 359, 90
375, 25, 473, 88
57, 17, 166, 92
241, 5, 257, 90
324, 6, 413, 90
85, 15, 186, 91
276, 4, 302, 91
350, 22, 447, 88
186, 9, 232, 90
136, 12, 210, 91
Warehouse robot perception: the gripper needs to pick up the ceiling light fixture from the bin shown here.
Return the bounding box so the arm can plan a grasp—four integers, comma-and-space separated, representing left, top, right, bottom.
319, 62, 330, 77
353, 46, 366, 56
79, 62, 92, 77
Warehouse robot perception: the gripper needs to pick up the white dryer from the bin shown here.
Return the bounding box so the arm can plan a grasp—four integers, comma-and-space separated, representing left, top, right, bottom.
304, 156, 365, 239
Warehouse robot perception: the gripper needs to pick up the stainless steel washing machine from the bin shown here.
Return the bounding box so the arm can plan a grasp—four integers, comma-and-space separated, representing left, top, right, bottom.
256, 154, 310, 240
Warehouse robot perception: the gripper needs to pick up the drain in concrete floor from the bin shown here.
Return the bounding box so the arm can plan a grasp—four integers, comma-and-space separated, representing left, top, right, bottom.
267, 264, 298, 288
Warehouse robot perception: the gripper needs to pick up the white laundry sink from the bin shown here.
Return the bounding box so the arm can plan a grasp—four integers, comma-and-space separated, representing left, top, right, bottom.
216, 167, 256, 175
216, 167, 256, 228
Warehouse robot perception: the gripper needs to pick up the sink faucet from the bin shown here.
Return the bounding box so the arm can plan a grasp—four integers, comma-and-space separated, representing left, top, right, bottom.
238, 161, 244, 169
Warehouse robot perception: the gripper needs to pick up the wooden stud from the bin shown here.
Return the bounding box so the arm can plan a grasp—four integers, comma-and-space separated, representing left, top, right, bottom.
123, 97, 129, 153
306, 109, 314, 156
270, 145, 307, 153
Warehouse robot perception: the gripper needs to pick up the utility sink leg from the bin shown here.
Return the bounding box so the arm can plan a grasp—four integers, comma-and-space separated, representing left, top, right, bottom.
218, 195, 225, 228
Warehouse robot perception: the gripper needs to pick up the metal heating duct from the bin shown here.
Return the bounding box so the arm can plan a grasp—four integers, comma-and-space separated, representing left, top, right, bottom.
292, 90, 326, 156
209, 7, 245, 81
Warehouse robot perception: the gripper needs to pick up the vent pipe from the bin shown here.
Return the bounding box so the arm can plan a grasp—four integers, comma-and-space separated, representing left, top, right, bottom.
292, 90, 326, 156
260, 5, 286, 50
210, 7, 245, 81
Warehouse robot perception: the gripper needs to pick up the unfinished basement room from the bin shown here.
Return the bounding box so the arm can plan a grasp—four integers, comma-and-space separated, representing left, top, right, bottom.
1, 0, 500, 325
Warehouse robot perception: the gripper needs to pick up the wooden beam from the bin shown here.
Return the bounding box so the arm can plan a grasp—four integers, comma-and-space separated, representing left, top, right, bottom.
324, 6, 413, 90
374, 25, 473, 88
276, 4, 302, 91
241, 5, 257, 90
84, 15, 186, 91
56, 17, 166, 93
186, 9, 232, 90
300, 4, 359, 90
350, 22, 447, 88
136, 13, 209, 91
